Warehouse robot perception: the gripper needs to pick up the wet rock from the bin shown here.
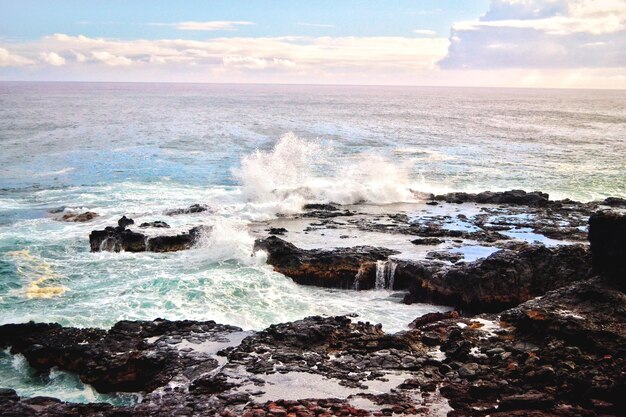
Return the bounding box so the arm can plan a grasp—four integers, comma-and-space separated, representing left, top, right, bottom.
588, 211, 626, 285
56, 211, 99, 222
409, 311, 459, 329
165, 204, 209, 216
89, 223, 210, 253
253, 236, 398, 289
601, 197, 626, 207
434, 190, 551, 207
118, 216, 134, 228
302, 203, 339, 211
410, 237, 443, 245
404, 243, 591, 312
139, 221, 170, 228
0, 319, 241, 393
266, 227, 288, 235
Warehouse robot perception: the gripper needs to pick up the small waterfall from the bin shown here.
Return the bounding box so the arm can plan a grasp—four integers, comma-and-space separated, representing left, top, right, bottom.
375, 259, 397, 290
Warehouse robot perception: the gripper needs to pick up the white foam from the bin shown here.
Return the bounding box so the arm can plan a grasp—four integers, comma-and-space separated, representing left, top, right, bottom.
232, 133, 421, 218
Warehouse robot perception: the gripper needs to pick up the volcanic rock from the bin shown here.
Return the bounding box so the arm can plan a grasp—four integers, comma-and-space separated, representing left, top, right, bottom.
253, 236, 398, 289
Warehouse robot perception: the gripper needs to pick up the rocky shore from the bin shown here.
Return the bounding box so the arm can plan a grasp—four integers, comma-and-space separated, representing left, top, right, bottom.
1, 191, 624, 416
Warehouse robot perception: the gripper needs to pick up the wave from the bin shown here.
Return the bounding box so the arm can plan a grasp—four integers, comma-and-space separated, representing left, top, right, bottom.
232, 133, 422, 217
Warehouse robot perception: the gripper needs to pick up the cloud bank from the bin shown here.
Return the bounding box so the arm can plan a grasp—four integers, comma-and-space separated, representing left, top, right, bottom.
440, 0, 626, 69
0, 0, 624, 88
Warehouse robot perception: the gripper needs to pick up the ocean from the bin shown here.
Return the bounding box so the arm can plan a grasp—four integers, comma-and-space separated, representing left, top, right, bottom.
0, 82, 624, 401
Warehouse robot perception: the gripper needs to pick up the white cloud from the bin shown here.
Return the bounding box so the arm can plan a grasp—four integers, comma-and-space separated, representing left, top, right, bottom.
39, 51, 66, 66
0, 47, 33, 67
413, 30, 437, 36
152, 21, 254, 31
91, 51, 132, 66
440, 0, 626, 69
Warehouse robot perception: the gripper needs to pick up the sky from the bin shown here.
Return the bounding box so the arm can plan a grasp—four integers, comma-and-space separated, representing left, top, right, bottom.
0, 0, 625, 88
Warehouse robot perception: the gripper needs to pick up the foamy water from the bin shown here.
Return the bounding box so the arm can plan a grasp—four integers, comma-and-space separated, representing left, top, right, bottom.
0, 82, 624, 401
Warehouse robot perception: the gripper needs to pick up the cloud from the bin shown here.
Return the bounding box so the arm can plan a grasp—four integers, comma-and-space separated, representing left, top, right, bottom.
440, 0, 626, 69
39, 51, 66, 66
413, 30, 437, 36
0, 33, 449, 73
0, 47, 33, 67
151, 21, 254, 31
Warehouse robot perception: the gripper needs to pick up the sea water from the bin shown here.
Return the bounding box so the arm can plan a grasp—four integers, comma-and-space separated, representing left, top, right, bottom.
0, 83, 624, 400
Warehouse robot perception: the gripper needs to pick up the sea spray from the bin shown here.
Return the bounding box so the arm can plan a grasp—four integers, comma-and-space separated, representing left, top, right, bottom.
232, 133, 420, 218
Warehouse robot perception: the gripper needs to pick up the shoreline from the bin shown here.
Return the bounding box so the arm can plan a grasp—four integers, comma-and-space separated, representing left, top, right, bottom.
0, 192, 624, 416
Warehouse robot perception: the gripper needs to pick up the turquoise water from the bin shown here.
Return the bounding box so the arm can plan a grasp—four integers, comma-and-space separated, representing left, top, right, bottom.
0, 82, 624, 401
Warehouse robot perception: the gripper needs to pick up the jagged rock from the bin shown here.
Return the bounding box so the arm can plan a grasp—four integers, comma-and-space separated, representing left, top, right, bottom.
0, 319, 241, 393
434, 190, 550, 207
117, 216, 134, 228
253, 236, 398, 289
588, 211, 626, 286
164, 204, 208, 216
89, 224, 210, 253
403, 244, 591, 312
139, 221, 170, 228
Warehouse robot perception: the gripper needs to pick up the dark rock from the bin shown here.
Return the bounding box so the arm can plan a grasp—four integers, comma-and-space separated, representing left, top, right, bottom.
410, 237, 443, 245
434, 190, 550, 207
302, 203, 338, 211
89, 224, 210, 253
601, 197, 626, 207
139, 221, 170, 228
0, 319, 241, 393
117, 216, 134, 228
253, 236, 398, 289
57, 211, 99, 222
165, 204, 209, 216
409, 311, 459, 329
267, 227, 288, 235
403, 244, 591, 312
588, 211, 626, 286
499, 392, 555, 411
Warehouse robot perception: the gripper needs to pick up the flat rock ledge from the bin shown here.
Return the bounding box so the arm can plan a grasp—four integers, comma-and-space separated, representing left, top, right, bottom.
255, 235, 591, 312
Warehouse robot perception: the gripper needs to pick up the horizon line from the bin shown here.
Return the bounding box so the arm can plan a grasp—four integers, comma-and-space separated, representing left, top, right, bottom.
1, 79, 624, 92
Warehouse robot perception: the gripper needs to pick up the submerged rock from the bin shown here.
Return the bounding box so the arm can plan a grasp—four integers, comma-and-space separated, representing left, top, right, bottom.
139, 220, 170, 228
55, 211, 99, 222
164, 204, 209, 216
253, 236, 398, 289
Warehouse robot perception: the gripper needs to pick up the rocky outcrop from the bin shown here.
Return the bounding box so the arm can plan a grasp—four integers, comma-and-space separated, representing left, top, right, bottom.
403, 244, 591, 312
254, 236, 398, 289
432, 189, 551, 206
89, 217, 210, 252
55, 211, 98, 222
0, 319, 241, 393
164, 204, 209, 216
139, 221, 170, 228
588, 211, 626, 286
